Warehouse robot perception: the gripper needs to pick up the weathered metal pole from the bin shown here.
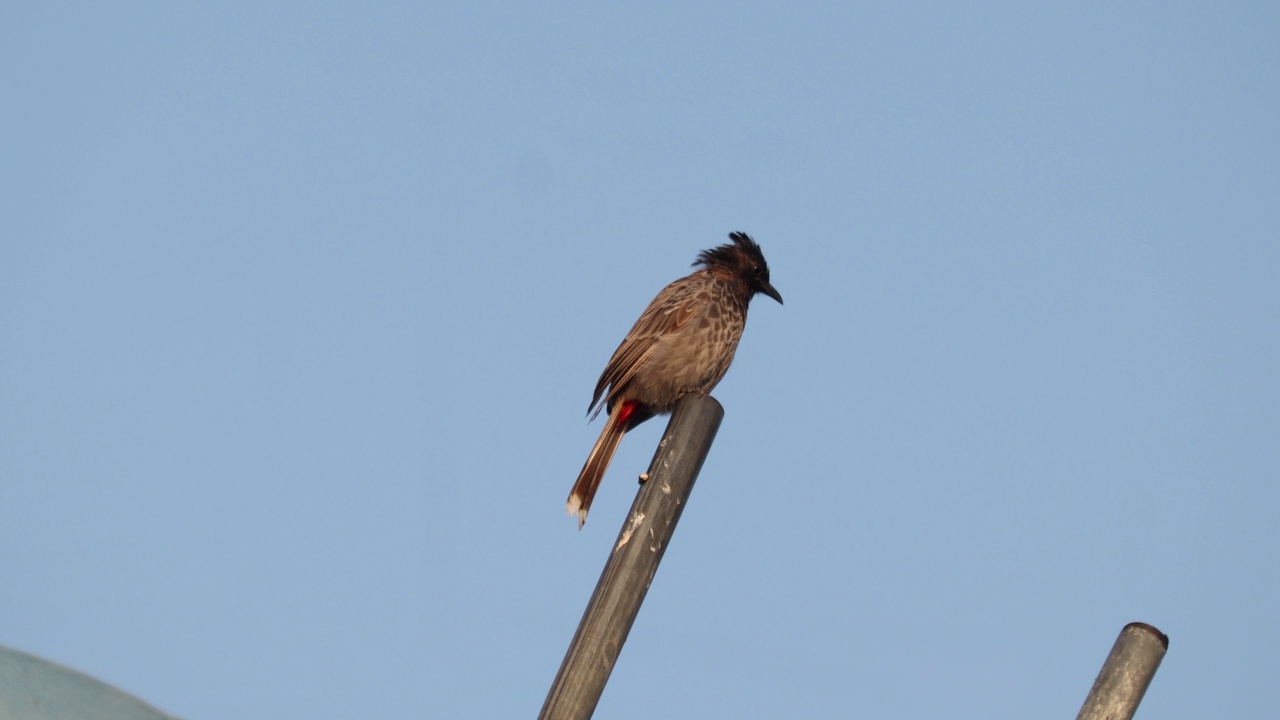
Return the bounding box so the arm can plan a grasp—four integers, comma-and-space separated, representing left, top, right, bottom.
539, 394, 724, 720
1076, 622, 1169, 720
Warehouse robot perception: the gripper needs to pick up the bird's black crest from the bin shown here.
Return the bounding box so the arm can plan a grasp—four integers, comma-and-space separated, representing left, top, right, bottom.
694, 231, 768, 272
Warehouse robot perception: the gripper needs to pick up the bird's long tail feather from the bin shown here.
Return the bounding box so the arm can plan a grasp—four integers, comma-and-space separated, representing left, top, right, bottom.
567, 407, 629, 529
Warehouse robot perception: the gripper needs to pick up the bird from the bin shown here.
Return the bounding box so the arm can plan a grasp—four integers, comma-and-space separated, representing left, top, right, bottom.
567, 231, 782, 528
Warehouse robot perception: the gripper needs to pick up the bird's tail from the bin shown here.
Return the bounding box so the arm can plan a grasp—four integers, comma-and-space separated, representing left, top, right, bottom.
566, 406, 629, 529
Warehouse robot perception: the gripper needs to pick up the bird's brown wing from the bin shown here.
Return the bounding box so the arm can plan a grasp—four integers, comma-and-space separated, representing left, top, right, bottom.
588, 276, 702, 418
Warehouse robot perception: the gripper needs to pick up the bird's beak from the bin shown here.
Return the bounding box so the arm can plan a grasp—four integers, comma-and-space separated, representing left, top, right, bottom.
760, 282, 783, 305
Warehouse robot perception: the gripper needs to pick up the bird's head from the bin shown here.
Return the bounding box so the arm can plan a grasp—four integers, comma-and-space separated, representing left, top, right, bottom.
695, 232, 783, 305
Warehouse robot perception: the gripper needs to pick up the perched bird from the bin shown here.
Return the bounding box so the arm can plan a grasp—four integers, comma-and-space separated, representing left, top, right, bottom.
567, 232, 782, 528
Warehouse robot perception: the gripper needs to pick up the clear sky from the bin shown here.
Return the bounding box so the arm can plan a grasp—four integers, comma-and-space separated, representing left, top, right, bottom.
3, 2, 1277, 718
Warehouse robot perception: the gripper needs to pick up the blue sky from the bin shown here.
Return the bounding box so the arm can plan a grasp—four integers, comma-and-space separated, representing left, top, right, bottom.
3, 2, 1277, 718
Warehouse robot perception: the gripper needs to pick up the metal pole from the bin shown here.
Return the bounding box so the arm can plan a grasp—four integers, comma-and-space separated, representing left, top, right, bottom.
539, 394, 724, 720
1076, 622, 1169, 720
